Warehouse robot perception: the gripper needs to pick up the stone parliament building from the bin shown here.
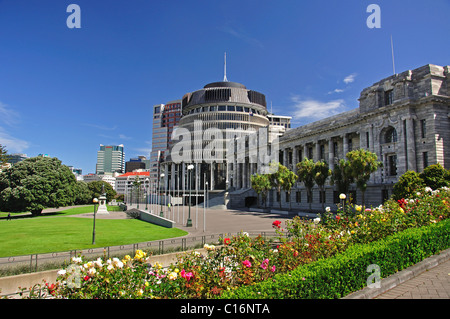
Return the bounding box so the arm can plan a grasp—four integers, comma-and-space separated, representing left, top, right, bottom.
264, 64, 450, 210
160, 64, 449, 211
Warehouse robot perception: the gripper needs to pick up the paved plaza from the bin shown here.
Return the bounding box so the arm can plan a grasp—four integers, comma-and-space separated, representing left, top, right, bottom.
374, 258, 450, 299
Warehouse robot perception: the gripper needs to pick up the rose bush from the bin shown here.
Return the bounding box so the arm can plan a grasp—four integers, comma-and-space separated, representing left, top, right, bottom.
44, 186, 449, 299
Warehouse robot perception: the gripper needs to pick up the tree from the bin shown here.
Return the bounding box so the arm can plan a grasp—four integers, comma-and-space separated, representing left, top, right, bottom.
73, 181, 92, 205
0, 157, 76, 216
330, 158, 354, 200
0, 144, 9, 166
420, 163, 450, 190
392, 170, 425, 201
313, 160, 331, 211
280, 167, 298, 211
269, 163, 283, 210
250, 173, 271, 208
296, 158, 316, 211
87, 181, 116, 202
346, 149, 382, 207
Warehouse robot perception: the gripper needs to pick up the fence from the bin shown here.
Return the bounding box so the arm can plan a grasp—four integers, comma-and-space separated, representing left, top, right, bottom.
0, 231, 281, 277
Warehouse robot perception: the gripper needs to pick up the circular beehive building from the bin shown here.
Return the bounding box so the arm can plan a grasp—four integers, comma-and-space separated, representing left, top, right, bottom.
165, 80, 269, 195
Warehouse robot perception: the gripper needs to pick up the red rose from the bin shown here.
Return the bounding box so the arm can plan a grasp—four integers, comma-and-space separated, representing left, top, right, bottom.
224, 238, 231, 245
272, 220, 282, 229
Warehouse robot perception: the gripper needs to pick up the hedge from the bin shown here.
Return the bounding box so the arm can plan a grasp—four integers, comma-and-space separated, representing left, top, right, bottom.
219, 218, 450, 299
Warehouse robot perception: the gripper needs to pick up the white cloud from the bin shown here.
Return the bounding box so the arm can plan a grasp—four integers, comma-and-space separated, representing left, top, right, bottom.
0, 127, 29, 153
82, 123, 118, 131
343, 73, 357, 84
219, 25, 264, 48
327, 88, 344, 95
119, 134, 132, 140
0, 101, 19, 126
290, 96, 346, 121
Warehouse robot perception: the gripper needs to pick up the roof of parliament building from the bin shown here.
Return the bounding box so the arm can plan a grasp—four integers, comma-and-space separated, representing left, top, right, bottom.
181, 80, 267, 113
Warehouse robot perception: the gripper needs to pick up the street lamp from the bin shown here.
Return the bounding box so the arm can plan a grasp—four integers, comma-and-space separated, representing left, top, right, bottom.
92, 198, 98, 245
145, 178, 149, 211
204, 180, 208, 232
186, 164, 194, 227
160, 173, 165, 217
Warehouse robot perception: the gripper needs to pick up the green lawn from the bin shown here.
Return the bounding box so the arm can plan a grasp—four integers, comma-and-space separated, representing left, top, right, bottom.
0, 206, 188, 257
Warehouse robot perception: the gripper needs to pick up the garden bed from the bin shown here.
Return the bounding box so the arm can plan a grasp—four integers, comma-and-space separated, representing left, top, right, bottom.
33, 186, 450, 299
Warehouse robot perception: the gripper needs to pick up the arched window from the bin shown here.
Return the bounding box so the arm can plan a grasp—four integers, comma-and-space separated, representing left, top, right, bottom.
383, 126, 398, 143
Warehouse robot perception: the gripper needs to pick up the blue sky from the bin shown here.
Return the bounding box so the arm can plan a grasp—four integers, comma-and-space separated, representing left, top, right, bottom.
0, 0, 449, 174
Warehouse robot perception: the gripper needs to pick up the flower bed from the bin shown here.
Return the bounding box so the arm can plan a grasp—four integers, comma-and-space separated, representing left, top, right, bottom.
43, 187, 449, 299
220, 218, 450, 299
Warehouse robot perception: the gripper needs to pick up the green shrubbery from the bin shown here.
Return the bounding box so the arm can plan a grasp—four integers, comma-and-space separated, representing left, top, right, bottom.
393, 164, 450, 200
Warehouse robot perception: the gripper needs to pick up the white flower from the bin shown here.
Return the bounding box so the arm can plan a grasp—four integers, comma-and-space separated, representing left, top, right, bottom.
313, 217, 321, 224
242, 232, 249, 237
325, 207, 331, 212
57, 269, 66, 276
425, 187, 433, 193
88, 268, 97, 276
204, 244, 216, 251
168, 272, 178, 280
112, 257, 123, 268
107, 264, 114, 271
94, 258, 103, 268
71, 257, 82, 264
339, 193, 346, 200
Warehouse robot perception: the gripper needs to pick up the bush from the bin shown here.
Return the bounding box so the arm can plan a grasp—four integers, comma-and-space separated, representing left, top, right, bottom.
392, 170, 425, 201
420, 164, 450, 190
220, 218, 450, 299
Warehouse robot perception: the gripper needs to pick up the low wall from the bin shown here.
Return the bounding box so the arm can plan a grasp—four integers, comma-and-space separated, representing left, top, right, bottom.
138, 210, 174, 228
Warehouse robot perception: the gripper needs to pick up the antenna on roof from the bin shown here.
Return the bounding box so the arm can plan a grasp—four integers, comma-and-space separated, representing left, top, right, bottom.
391, 35, 396, 75
223, 52, 228, 82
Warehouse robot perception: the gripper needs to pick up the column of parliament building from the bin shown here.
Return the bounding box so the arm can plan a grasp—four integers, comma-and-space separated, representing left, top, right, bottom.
159, 63, 449, 211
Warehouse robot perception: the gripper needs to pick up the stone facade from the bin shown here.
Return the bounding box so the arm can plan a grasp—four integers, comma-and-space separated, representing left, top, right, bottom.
229, 64, 450, 210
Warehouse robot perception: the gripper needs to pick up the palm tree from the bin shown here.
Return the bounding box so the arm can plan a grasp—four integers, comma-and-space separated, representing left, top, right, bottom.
296, 159, 316, 211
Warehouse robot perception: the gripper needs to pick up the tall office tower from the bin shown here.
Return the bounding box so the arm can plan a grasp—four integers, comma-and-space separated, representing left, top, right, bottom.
96, 144, 125, 175
149, 100, 182, 183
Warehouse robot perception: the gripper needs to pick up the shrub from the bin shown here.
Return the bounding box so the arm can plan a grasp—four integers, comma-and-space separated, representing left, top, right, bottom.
392, 170, 425, 201
420, 164, 450, 190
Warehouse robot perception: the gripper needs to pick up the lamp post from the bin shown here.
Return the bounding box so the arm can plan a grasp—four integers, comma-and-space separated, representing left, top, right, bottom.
204, 179, 208, 232
92, 198, 98, 245
186, 164, 194, 227
145, 178, 149, 211
160, 173, 165, 217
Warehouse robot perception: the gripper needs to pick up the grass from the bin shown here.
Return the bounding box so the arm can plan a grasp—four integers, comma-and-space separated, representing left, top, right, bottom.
0, 205, 188, 257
